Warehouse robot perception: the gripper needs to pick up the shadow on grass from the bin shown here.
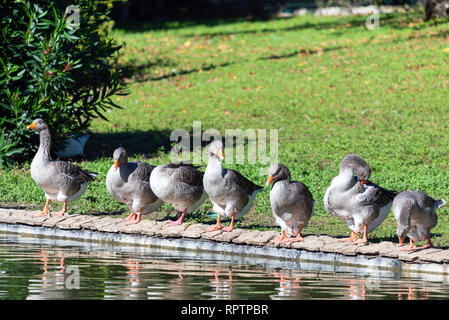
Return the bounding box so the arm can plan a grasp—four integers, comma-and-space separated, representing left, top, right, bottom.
120, 45, 343, 83
83, 129, 173, 160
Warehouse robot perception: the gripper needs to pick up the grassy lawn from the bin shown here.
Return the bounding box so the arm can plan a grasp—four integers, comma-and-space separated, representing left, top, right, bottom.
1, 11, 448, 247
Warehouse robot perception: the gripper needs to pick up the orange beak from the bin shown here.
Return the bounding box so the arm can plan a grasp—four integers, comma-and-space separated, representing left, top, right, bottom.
399, 237, 405, 245
27, 122, 36, 129
266, 175, 274, 186
114, 160, 119, 171
217, 149, 224, 160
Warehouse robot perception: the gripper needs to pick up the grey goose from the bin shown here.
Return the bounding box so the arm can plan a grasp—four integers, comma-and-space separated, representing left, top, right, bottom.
203, 140, 263, 232
27, 118, 98, 216
149, 162, 207, 225
393, 190, 445, 251
106, 147, 163, 225
266, 164, 314, 244
323, 154, 398, 244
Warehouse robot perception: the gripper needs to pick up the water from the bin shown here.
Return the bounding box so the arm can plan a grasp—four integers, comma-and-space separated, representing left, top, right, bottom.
1, 232, 449, 300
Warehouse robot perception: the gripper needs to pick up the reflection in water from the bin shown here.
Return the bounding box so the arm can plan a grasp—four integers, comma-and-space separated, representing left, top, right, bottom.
1, 232, 449, 300
207, 269, 233, 300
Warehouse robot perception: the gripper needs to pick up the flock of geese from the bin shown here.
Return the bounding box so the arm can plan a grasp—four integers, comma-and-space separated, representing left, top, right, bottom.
26, 118, 446, 251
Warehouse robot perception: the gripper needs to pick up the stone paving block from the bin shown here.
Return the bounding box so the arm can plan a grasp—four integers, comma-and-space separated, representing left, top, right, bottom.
212, 228, 245, 243
246, 230, 279, 246
118, 219, 157, 234
183, 224, 209, 238
42, 215, 70, 227
320, 241, 366, 256
13, 210, 49, 226
97, 218, 129, 233
0, 209, 34, 224
140, 220, 164, 236
356, 242, 388, 255
290, 236, 325, 252
268, 239, 290, 248
232, 230, 262, 244
0, 209, 14, 223
396, 248, 442, 263
84, 217, 122, 231
202, 229, 223, 240
55, 215, 98, 230
417, 249, 449, 263
156, 222, 187, 238
318, 235, 341, 245
378, 242, 403, 259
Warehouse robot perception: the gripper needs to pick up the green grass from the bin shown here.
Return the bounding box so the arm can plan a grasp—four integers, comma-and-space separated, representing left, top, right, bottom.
1, 11, 449, 247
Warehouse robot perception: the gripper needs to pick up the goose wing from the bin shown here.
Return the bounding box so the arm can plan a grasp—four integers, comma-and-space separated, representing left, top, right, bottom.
52, 160, 98, 184
362, 180, 398, 208
129, 161, 155, 182
224, 169, 263, 196
167, 162, 204, 187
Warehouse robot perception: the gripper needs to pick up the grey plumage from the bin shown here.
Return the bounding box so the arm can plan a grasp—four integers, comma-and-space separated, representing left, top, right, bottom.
106, 147, 163, 217
28, 118, 97, 208
204, 140, 263, 221
149, 161, 207, 222
393, 190, 445, 243
324, 154, 398, 235
268, 164, 314, 237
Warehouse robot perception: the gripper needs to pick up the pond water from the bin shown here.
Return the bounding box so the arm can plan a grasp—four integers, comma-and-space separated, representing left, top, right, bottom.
1, 231, 449, 300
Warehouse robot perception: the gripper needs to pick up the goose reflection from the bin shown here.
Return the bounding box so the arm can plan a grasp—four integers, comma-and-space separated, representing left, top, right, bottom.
27, 249, 73, 300
208, 269, 233, 300
344, 279, 367, 300
269, 271, 302, 299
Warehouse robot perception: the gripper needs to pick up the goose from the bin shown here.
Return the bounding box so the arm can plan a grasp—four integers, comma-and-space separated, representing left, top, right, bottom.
106, 147, 163, 225
393, 190, 445, 251
323, 154, 398, 244
266, 164, 314, 244
203, 140, 263, 232
149, 162, 207, 225
27, 118, 98, 216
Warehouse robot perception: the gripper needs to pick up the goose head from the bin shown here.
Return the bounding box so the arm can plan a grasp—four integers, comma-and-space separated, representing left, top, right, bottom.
339, 154, 371, 185
27, 118, 48, 132
266, 163, 291, 186
208, 140, 224, 161
112, 147, 128, 171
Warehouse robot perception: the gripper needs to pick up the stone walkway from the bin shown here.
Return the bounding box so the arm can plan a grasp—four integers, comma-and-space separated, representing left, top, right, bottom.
1, 207, 449, 269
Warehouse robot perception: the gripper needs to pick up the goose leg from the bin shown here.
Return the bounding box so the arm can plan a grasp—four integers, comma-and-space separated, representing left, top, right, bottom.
206, 214, 222, 232
55, 200, 67, 216
34, 198, 50, 217
421, 229, 434, 249
401, 238, 417, 251
126, 209, 142, 225
169, 210, 186, 226
289, 224, 304, 243
353, 225, 368, 244
340, 230, 358, 242
125, 212, 137, 221
222, 212, 235, 232
274, 230, 288, 244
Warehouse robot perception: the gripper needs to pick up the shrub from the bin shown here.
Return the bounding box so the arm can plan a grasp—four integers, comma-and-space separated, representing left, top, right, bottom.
0, 0, 126, 166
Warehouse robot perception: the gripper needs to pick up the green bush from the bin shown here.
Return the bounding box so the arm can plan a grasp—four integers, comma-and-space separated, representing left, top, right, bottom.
0, 0, 126, 166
